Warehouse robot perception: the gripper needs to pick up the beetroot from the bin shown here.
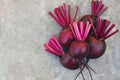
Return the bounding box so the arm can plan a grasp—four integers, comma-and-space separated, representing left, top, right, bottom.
80, 15, 96, 24
87, 35, 106, 59
79, 0, 108, 36
60, 52, 80, 70
87, 18, 118, 59
69, 41, 89, 58
69, 22, 91, 58
80, 15, 97, 36
59, 28, 74, 46
44, 35, 79, 70
80, 0, 108, 24
49, 3, 78, 47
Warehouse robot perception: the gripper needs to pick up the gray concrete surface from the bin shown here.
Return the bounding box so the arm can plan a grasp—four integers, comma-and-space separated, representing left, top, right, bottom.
0, 0, 120, 80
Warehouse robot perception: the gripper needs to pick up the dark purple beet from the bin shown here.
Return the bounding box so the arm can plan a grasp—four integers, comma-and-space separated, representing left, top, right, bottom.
60, 53, 80, 70
79, 15, 98, 36
80, 15, 97, 24
59, 28, 74, 46
69, 41, 89, 59
87, 35, 106, 59
45, 35, 80, 70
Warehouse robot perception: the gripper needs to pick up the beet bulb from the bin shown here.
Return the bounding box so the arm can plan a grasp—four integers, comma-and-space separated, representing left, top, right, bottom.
79, 0, 108, 27
49, 3, 78, 46
87, 35, 106, 59
60, 52, 80, 70
80, 15, 97, 36
79, 0, 108, 36
69, 22, 92, 58
69, 41, 89, 58
59, 28, 74, 46
44, 35, 80, 70
80, 15, 96, 24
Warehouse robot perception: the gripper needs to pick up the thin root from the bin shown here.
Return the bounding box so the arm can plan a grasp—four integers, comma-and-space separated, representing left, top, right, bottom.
86, 64, 97, 74
86, 65, 93, 80
75, 59, 89, 80
81, 68, 85, 80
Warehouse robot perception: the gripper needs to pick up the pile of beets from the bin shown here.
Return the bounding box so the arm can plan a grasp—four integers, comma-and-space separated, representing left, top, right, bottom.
44, 0, 119, 80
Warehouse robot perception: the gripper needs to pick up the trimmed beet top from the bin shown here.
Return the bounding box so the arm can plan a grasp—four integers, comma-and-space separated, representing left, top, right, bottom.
44, 0, 119, 80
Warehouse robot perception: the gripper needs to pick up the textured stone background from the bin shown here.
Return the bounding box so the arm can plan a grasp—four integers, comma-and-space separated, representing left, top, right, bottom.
0, 0, 120, 80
